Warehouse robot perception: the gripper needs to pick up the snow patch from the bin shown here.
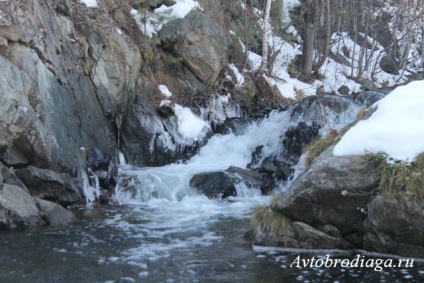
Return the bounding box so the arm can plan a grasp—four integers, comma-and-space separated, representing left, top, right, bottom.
80, 0, 97, 8
159, 85, 173, 98
174, 104, 210, 142
334, 80, 424, 162
159, 99, 172, 107
132, 0, 200, 37
228, 64, 245, 88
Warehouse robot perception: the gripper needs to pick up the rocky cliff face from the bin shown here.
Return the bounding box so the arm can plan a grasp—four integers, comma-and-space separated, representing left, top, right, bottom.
0, 0, 275, 228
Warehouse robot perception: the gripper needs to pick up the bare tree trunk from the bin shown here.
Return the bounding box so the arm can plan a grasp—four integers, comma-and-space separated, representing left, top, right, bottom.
302, 0, 315, 78
314, 0, 331, 72
357, 0, 371, 78
336, 0, 343, 33
259, 0, 272, 73
350, 0, 358, 77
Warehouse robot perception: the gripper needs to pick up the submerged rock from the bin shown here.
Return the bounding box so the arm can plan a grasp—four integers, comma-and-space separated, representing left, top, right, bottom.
190, 166, 268, 198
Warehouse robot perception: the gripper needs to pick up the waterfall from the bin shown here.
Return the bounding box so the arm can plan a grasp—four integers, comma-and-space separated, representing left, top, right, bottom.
114, 95, 363, 205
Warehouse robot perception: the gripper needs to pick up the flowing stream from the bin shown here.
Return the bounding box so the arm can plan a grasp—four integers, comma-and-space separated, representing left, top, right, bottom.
1, 100, 423, 282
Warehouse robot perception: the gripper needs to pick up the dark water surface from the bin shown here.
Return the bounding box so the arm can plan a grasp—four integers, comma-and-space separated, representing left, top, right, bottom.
0, 205, 423, 283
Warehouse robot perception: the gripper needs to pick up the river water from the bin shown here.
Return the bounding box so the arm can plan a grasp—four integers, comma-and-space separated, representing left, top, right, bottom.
1, 103, 423, 282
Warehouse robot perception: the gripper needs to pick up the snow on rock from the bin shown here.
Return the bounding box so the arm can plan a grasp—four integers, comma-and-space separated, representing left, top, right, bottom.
132, 0, 200, 37
80, 0, 97, 8
228, 64, 245, 88
174, 104, 210, 143
159, 85, 173, 98
155, 0, 200, 19
333, 80, 424, 162
159, 99, 172, 107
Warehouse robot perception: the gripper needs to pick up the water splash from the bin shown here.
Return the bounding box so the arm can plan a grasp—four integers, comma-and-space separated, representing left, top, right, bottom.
81, 169, 101, 203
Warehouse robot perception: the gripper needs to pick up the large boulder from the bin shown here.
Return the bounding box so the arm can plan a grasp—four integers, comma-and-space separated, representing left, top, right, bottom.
15, 166, 82, 206
0, 184, 43, 231
35, 198, 76, 226
159, 11, 229, 84
272, 147, 380, 237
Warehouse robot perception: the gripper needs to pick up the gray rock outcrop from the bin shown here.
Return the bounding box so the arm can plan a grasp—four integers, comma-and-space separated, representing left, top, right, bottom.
272, 147, 380, 236
15, 166, 82, 206
159, 11, 229, 84
0, 183, 43, 231
364, 195, 424, 257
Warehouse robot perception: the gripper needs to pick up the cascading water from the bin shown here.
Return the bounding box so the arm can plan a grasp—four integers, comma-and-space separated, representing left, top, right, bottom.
111, 95, 364, 266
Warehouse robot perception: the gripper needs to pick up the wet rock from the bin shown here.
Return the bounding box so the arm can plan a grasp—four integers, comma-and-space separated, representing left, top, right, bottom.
15, 166, 82, 206
190, 171, 237, 198
0, 184, 43, 231
354, 91, 386, 108
35, 198, 76, 226
290, 95, 360, 129
159, 11, 229, 84
121, 98, 176, 166
276, 121, 320, 180
87, 148, 107, 171
248, 121, 320, 183
214, 117, 255, 135
121, 94, 211, 166
364, 195, 424, 257
190, 166, 267, 198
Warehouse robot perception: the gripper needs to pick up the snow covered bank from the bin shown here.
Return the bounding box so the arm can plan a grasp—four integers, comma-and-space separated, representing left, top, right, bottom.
333, 80, 424, 161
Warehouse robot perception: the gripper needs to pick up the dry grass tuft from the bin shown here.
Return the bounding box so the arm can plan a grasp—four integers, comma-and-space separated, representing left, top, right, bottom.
366, 152, 424, 199
251, 206, 292, 237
